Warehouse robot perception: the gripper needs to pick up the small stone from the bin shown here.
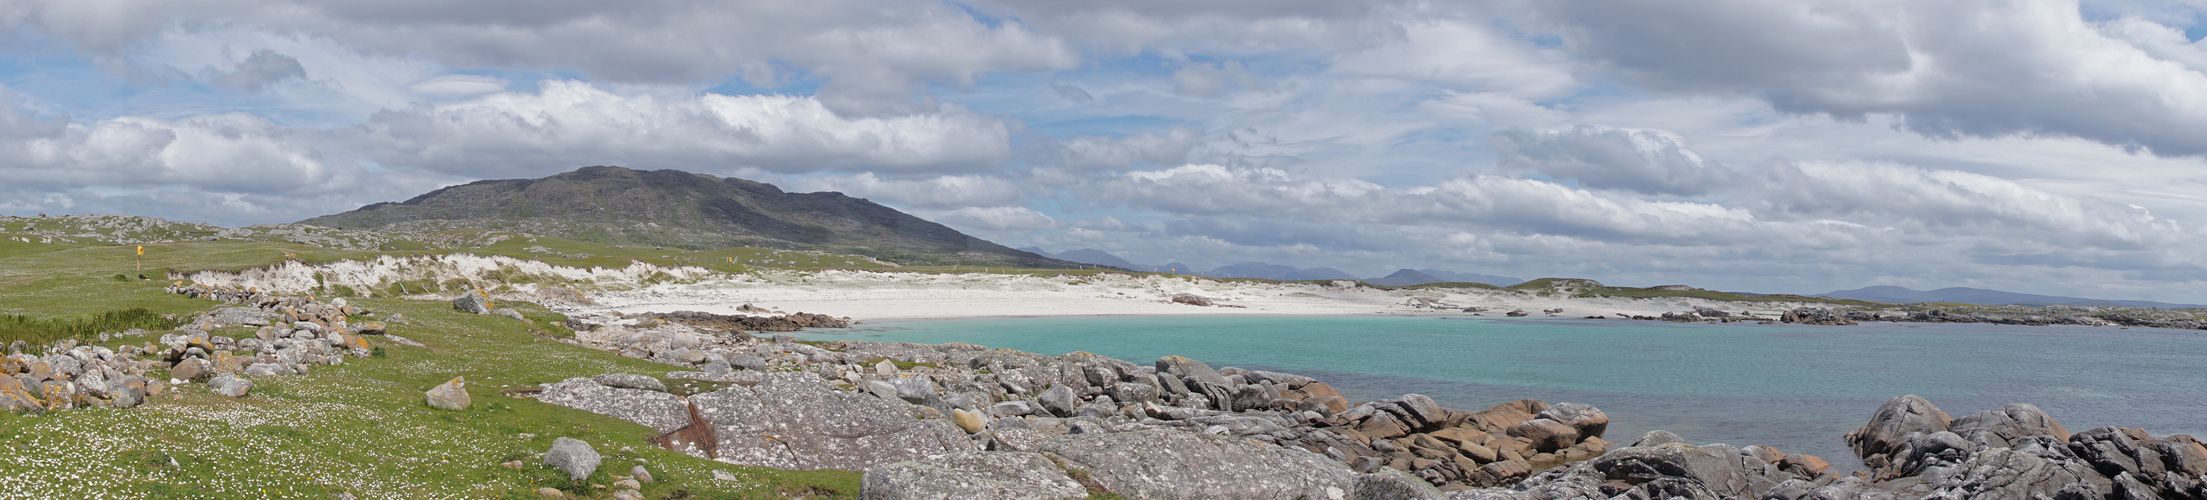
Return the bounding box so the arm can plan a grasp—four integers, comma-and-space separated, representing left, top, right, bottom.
611, 491, 643, 500
612, 479, 640, 490
1038, 385, 1078, 417
874, 359, 897, 376
425, 376, 470, 410
544, 437, 601, 481
631, 465, 653, 484
208, 373, 252, 397
535, 487, 564, 498
773, 333, 796, 344
168, 359, 210, 382
712, 469, 739, 482
952, 408, 987, 434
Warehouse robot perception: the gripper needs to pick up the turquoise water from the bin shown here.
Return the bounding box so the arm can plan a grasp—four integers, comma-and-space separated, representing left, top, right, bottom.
793, 315, 2207, 470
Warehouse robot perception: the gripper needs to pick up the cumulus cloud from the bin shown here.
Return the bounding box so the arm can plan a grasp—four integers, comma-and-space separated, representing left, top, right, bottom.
786, 173, 1035, 210
348, 81, 1014, 177
3, 0, 1081, 113
1330, 20, 1578, 99
922, 206, 1061, 231
1491, 126, 1734, 196
1532, 0, 2207, 156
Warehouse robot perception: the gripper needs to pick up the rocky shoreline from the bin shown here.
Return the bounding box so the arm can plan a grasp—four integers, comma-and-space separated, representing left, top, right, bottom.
538, 298, 2206, 499
1633, 304, 2207, 330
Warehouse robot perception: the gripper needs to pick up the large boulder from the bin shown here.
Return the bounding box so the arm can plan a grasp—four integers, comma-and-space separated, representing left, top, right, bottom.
1535, 402, 1608, 439
544, 437, 601, 481
425, 376, 471, 411
590, 373, 668, 393
1037, 429, 1362, 500
859, 451, 1086, 500
1587, 443, 1752, 497
452, 291, 492, 314
1949, 403, 2068, 448
1845, 395, 1952, 470
538, 378, 692, 434
1155, 356, 1229, 390
688, 372, 974, 470
1917, 443, 2106, 499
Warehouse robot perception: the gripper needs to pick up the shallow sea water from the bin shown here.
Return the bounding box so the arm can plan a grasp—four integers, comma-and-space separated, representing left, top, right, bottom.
793, 315, 2207, 470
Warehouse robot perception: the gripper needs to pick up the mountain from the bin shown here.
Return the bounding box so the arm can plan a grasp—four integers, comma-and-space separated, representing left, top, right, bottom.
1050, 248, 1139, 270
301, 166, 1071, 267
1362, 269, 1443, 287
1819, 286, 2205, 309
1284, 267, 1357, 280
1150, 262, 1196, 274
1419, 269, 1525, 287
1202, 262, 1301, 280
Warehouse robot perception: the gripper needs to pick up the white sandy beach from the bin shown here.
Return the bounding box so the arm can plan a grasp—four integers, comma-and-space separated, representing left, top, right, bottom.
584, 269, 1821, 322
177, 254, 1830, 322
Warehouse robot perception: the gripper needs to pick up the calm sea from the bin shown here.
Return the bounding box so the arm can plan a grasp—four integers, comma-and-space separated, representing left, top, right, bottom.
792, 315, 2207, 470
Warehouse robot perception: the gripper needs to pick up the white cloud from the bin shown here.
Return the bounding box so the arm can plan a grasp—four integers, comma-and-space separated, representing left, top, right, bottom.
923, 206, 1061, 231
1330, 20, 1579, 99
1532, 0, 2207, 156
405, 75, 508, 97
348, 81, 1015, 177
786, 173, 1034, 209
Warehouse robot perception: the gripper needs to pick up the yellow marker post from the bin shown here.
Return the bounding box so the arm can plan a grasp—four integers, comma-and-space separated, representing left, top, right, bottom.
136, 245, 144, 272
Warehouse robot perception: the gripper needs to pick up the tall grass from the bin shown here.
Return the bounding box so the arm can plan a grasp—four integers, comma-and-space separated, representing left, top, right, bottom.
0, 308, 177, 346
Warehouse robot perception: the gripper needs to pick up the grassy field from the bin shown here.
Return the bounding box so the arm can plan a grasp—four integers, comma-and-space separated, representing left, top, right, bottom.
0, 228, 866, 498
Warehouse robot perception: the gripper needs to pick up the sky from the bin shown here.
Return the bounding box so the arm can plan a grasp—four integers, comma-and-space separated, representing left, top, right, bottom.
7, 0, 2207, 301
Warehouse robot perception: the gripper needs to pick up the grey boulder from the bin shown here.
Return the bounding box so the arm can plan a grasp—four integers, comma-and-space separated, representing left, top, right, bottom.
208, 373, 252, 397
544, 437, 601, 481
688, 372, 975, 470
1038, 428, 1362, 500
860, 451, 1086, 500
452, 291, 492, 314
538, 377, 693, 434
591, 373, 668, 392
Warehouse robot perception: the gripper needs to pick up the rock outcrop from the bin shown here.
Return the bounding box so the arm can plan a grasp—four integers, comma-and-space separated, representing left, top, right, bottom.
860, 451, 1087, 500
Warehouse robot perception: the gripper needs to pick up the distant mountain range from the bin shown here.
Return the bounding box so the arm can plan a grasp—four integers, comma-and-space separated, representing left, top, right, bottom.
1020, 247, 1523, 286
304, 166, 1075, 267
1819, 285, 2204, 309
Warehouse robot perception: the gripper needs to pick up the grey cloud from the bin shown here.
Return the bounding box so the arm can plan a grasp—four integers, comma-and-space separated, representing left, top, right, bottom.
1050, 82, 1094, 101
6, 0, 1081, 114
1163, 217, 1399, 251
1173, 61, 1264, 97
785, 173, 1037, 210
1534, 0, 2207, 156
1490, 126, 1732, 196
201, 49, 306, 91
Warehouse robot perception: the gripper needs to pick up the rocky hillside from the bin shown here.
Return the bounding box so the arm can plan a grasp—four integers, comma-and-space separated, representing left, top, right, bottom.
300, 166, 1070, 267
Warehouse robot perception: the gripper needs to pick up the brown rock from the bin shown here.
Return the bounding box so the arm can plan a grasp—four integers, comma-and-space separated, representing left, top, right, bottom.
168, 359, 209, 382
0, 357, 20, 375
1357, 410, 1411, 439
1507, 418, 1580, 453
26, 361, 52, 382
1779, 454, 1832, 476
1430, 427, 1487, 446
1844, 395, 1952, 469
1469, 459, 1532, 487
212, 351, 246, 374
1456, 441, 1498, 463
1469, 399, 1549, 433
1306, 395, 1349, 414
1741, 444, 1786, 464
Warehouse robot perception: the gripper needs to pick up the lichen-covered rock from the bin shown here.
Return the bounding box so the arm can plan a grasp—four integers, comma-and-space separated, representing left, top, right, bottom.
1534, 402, 1608, 440
859, 451, 1086, 500
538, 378, 691, 434
688, 372, 974, 470
1038, 429, 1360, 500
208, 373, 252, 397
544, 437, 600, 481
425, 376, 470, 410
591, 373, 668, 392
452, 291, 492, 314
